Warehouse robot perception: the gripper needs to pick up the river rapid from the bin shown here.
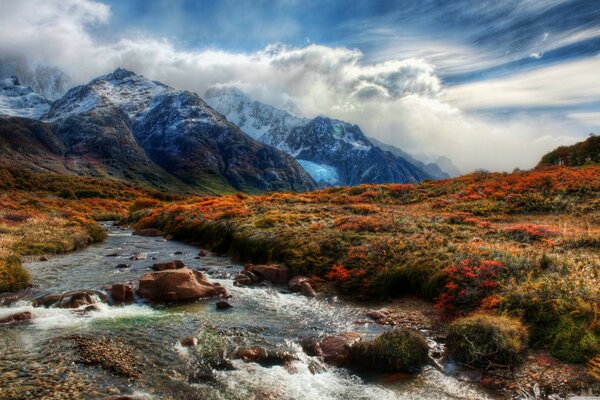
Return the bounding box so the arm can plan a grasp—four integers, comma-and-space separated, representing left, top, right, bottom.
0, 223, 495, 400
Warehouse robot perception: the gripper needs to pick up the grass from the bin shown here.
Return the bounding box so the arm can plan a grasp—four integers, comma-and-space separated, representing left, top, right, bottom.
446, 314, 529, 368
351, 328, 429, 372
130, 165, 600, 364
0, 166, 174, 292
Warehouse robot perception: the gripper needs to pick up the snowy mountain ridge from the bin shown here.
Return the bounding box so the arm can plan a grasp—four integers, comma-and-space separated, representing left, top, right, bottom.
1, 68, 316, 193
0, 76, 50, 118
206, 86, 432, 186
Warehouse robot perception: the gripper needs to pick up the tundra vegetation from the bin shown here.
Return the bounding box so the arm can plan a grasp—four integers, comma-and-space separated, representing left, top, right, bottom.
1, 164, 599, 373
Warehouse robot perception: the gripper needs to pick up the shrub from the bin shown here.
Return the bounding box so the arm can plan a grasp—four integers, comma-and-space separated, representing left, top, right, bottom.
504, 224, 559, 242
446, 314, 528, 368
0, 256, 30, 293
351, 329, 429, 373
129, 198, 162, 213
436, 258, 506, 315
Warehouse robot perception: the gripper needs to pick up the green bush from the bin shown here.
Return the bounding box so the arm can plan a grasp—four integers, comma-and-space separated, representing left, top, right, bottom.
446, 314, 528, 367
351, 329, 429, 372
0, 256, 31, 293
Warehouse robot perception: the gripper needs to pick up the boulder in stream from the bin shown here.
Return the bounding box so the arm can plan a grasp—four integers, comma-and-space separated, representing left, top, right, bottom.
245, 264, 290, 284
303, 332, 362, 367
132, 228, 164, 237
300, 281, 317, 297
180, 337, 198, 347
216, 300, 233, 310
0, 311, 32, 325
288, 276, 309, 292
151, 260, 185, 271
136, 268, 229, 303
34, 290, 104, 309
110, 282, 135, 304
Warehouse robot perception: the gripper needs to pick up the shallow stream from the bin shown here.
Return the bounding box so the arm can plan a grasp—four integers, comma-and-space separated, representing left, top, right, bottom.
0, 223, 494, 399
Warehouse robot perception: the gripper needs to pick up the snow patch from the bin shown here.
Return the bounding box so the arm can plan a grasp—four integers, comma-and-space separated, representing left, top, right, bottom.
0, 77, 50, 118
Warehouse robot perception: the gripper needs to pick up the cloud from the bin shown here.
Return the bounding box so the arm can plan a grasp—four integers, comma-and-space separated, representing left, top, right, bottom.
442, 56, 600, 110
0, 0, 593, 172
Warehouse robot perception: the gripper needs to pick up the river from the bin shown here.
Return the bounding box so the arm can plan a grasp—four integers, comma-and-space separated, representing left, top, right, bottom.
0, 223, 495, 399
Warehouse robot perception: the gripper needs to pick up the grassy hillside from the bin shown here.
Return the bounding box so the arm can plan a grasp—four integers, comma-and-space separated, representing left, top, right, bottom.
537, 134, 599, 167
0, 166, 176, 291
132, 165, 600, 363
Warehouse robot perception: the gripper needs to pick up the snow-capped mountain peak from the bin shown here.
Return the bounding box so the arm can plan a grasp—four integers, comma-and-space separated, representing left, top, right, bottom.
205, 86, 307, 141
0, 76, 50, 118
207, 86, 431, 186
43, 68, 172, 121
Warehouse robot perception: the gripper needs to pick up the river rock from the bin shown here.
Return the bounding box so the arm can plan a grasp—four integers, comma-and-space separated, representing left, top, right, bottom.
198, 250, 207, 257
300, 281, 317, 297
110, 282, 134, 304
39, 256, 49, 262
151, 260, 185, 271
232, 347, 298, 367
245, 264, 290, 284
136, 268, 229, 303
0, 311, 32, 325
216, 300, 233, 310
288, 276, 309, 292
133, 228, 164, 237
106, 396, 135, 400
180, 337, 198, 347
115, 263, 130, 269
303, 333, 362, 367
233, 274, 252, 286
34, 290, 100, 308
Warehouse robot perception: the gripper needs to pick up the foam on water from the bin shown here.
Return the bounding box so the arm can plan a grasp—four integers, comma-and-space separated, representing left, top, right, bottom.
0, 301, 159, 330
214, 360, 401, 400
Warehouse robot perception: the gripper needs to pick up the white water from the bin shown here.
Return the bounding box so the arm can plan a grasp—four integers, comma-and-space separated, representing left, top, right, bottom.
0, 224, 495, 399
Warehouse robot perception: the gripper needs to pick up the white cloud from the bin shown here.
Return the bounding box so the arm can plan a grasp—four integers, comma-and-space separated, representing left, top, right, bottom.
442, 56, 600, 110
0, 0, 593, 172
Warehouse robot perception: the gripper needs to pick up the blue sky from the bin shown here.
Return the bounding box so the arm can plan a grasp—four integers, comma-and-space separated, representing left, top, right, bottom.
1, 0, 599, 171
99, 0, 600, 83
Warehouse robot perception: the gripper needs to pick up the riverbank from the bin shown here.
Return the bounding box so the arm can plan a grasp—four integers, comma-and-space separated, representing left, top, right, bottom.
1, 165, 599, 398
1, 224, 498, 400
0, 166, 175, 291
131, 166, 600, 391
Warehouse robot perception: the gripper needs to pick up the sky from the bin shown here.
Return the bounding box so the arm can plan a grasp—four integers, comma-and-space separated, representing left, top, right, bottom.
0, 0, 599, 172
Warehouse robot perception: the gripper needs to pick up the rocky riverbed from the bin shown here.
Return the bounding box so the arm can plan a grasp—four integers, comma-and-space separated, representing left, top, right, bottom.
0, 223, 553, 399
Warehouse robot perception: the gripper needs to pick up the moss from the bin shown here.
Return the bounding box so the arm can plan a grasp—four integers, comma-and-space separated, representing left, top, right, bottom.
548, 315, 600, 363
351, 329, 429, 373
446, 314, 528, 368
0, 256, 30, 293
85, 223, 108, 243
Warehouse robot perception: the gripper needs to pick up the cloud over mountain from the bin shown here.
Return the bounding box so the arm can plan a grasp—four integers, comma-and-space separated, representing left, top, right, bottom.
0, 0, 593, 172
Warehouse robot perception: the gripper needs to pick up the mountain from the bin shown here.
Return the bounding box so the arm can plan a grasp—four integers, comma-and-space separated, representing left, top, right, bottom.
0, 77, 50, 118
367, 136, 450, 179
0, 57, 70, 101
0, 68, 316, 193
537, 135, 599, 167
205, 87, 431, 186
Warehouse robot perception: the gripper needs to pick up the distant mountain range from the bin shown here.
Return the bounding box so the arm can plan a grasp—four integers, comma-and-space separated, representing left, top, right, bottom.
0, 63, 460, 194
0, 69, 315, 193
206, 87, 459, 186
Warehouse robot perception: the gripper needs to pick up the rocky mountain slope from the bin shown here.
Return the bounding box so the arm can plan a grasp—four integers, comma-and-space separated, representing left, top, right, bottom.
0, 57, 70, 101
0, 69, 316, 193
367, 137, 460, 179
0, 77, 50, 118
205, 87, 434, 186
